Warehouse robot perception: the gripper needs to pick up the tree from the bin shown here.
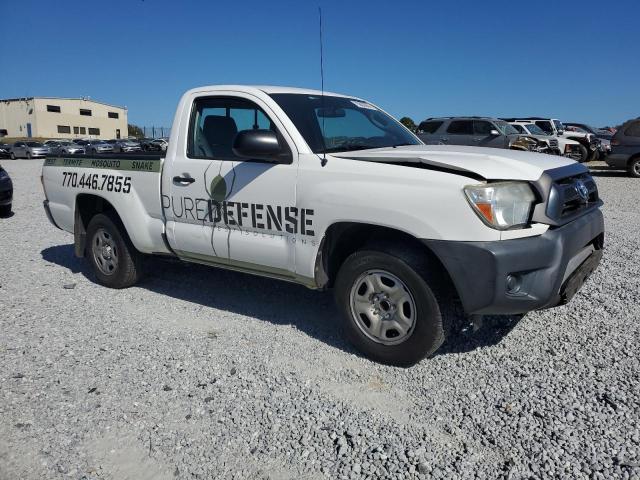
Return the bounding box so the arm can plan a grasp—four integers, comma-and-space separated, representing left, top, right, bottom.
399, 117, 416, 132
128, 124, 144, 138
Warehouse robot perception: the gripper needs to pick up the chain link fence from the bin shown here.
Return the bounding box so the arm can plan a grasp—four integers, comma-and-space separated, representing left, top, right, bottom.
138, 126, 171, 138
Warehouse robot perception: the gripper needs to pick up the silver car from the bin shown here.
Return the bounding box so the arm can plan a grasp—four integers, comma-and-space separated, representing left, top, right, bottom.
10, 141, 49, 159
84, 140, 114, 154
48, 141, 86, 155
111, 139, 142, 153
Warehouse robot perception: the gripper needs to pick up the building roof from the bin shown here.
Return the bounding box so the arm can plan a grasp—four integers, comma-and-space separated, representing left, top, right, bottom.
0, 96, 126, 110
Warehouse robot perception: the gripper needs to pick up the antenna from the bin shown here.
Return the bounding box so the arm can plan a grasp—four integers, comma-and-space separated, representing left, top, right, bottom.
319, 6, 327, 167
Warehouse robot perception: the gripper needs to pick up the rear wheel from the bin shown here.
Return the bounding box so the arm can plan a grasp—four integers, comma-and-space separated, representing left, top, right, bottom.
86, 213, 144, 288
628, 157, 640, 178
334, 248, 455, 366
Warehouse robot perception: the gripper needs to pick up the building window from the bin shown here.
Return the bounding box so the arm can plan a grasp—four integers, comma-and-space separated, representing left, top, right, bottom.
57, 125, 71, 134
108, 112, 119, 119
79, 127, 86, 135
88, 128, 100, 135
47, 105, 61, 113
73, 127, 79, 134
80, 109, 92, 116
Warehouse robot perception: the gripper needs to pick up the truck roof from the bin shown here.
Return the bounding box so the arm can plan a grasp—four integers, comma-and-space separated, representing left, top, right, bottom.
185, 84, 357, 99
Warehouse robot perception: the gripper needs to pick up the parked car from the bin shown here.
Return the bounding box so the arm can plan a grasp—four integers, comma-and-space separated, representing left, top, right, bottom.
0, 143, 11, 158
416, 117, 547, 152
10, 141, 49, 159
151, 138, 168, 152
606, 119, 640, 178
41, 84, 605, 365
509, 122, 586, 161
83, 140, 114, 154
48, 141, 86, 155
0, 163, 13, 216
139, 138, 163, 152
565, 123, 612, 159
111, 139, 142, 153
502, 118, 600, 162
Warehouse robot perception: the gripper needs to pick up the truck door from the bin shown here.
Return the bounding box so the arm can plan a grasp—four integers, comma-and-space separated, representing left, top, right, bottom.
163, 94, 298, 275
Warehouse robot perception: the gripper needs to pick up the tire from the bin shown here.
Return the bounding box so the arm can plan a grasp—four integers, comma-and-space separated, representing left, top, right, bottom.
575, 144, 588, 163
0, 204, 11, 217
334, 248, 455, 366
86, 213, 144, 288
628, 157, 640, 178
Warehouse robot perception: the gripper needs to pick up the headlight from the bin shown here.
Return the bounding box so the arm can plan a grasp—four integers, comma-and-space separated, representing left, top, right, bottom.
464, 182, 536, 230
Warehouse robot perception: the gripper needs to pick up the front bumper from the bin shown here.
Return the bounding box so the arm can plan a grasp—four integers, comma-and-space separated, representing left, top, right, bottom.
605, 153, 630, 169
424, 208, 605, 315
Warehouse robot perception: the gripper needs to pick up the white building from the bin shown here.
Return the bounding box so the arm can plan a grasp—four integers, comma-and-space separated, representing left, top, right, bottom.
0, 97, 128, 140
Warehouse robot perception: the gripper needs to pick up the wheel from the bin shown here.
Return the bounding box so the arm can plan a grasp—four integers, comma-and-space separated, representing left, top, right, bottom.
575, 144, 588, 163
334, 248, 455, 366
628, 157, 640, 178
0, 204, 11, 217
86, 213, 144, 288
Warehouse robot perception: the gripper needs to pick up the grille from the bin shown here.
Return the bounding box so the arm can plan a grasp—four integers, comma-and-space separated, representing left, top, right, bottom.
550, 173, 599, 220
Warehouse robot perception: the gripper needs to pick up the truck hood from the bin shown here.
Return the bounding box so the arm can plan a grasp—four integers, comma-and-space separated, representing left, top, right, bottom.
332, 145, 578, 181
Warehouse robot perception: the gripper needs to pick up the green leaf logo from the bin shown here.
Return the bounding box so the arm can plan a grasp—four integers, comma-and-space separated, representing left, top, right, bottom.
210, 175, 227, 202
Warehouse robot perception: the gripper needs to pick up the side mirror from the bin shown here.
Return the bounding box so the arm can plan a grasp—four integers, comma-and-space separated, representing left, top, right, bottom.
490, 129, 500, 136
233, 129, 288, 163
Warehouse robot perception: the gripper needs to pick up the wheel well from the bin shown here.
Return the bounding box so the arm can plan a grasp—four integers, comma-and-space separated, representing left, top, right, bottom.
317, 222, 454, 290
628, 153, 640, 165
74, 194, 118, 257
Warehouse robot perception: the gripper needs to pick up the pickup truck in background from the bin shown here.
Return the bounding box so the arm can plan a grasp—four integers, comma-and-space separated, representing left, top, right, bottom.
41, 85, 605, 366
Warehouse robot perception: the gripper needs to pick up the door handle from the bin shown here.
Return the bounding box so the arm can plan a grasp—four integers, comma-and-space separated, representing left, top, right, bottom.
173, 175, 195, 185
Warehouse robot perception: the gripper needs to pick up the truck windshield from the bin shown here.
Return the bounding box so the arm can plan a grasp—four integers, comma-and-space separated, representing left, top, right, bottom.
553, 120, 565, 132
494, 120, 519, 135
525, 124, 549, 136
269, 93, 421, 153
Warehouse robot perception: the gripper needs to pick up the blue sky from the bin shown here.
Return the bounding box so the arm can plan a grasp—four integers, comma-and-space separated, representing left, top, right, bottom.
2, 0, 638, 128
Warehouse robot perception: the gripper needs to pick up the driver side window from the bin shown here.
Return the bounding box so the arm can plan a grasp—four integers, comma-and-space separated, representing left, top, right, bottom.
188, 97, 276, 160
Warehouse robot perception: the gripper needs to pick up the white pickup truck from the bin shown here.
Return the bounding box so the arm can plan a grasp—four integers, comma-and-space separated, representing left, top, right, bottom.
42, 85, 605, 366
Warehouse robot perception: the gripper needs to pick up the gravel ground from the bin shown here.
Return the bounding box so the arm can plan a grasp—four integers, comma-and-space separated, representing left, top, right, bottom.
1, 159, 639, 480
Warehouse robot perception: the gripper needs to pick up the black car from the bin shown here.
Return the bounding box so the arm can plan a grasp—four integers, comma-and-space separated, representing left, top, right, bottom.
0, 164, 13, 216
606, 119, 640, 178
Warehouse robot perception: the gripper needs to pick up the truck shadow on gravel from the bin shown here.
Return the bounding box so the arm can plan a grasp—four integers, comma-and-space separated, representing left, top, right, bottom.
41, 244, 520, 359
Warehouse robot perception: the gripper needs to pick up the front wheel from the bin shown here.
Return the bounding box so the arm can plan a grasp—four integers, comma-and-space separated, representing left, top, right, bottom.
575, 144, 588, 163
628, 157, 640, 178
334, 249, 451, 366
86, 213, 144, 288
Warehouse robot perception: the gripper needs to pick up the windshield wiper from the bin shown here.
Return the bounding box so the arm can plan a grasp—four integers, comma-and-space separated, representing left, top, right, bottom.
317, 144, 376, 153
